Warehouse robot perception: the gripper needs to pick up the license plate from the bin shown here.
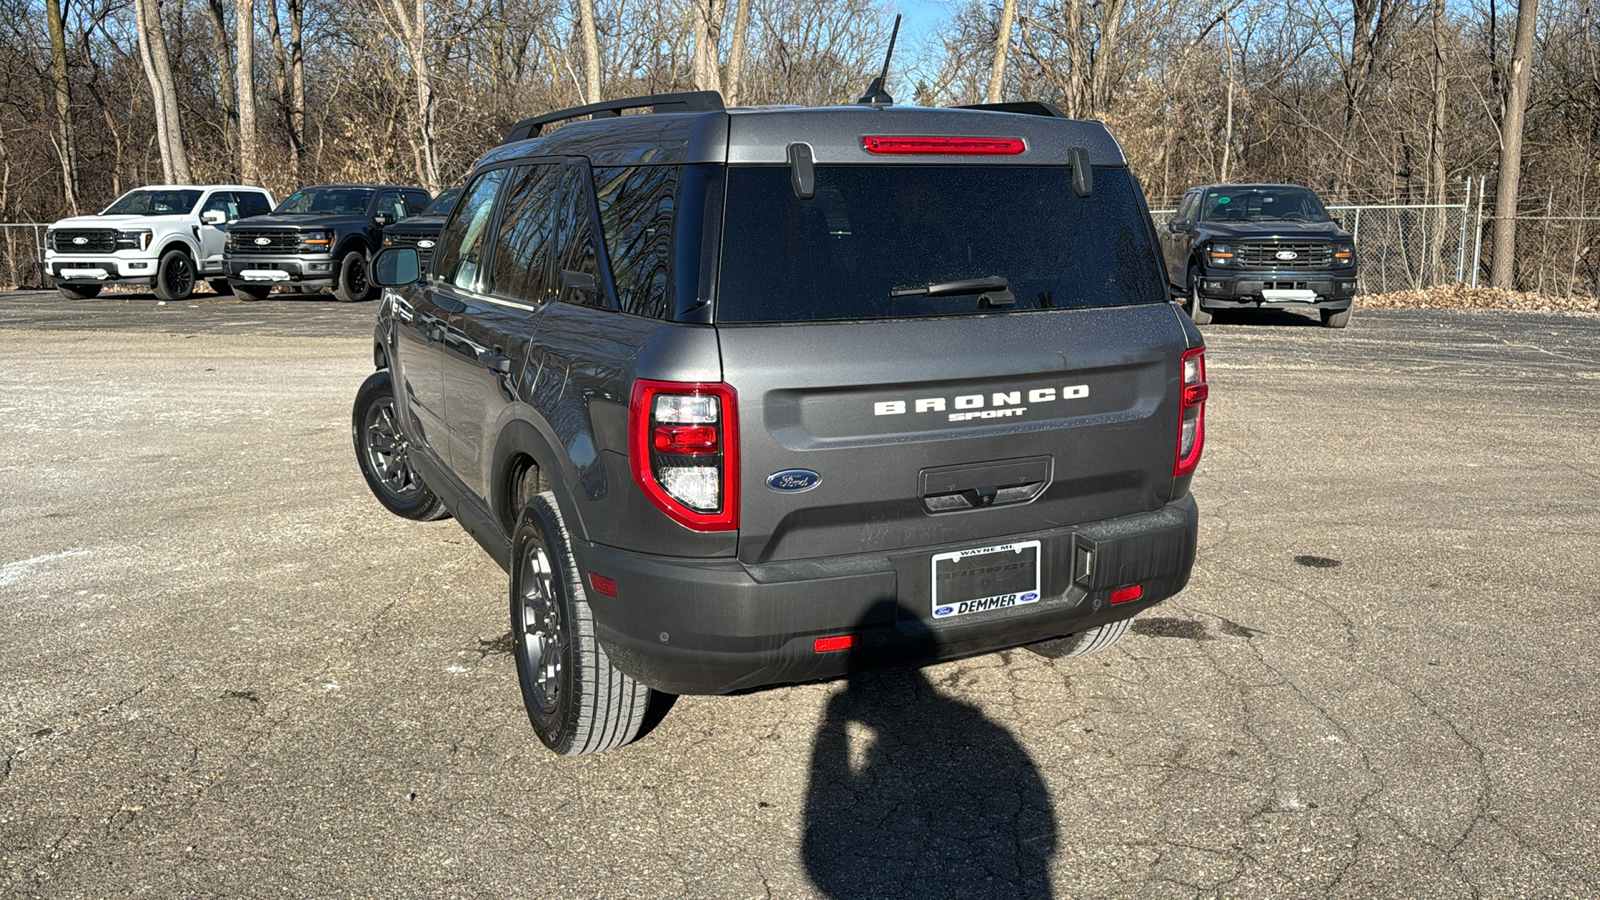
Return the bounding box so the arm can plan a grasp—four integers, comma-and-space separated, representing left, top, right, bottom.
930, 540, 1041, 620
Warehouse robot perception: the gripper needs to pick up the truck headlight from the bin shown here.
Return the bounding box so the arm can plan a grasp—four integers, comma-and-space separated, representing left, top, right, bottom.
1334, 243, 1354, 266
1207, 243, 1233, 266
116, 229, 153, 251
301, 230, 332, 249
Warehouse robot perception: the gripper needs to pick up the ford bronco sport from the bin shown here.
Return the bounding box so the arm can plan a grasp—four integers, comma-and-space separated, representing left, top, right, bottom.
1160, 183, 1358, 327
353, 91, 1208, 755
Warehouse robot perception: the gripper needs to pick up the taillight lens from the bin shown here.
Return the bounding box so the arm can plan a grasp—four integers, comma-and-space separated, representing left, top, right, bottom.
1175, 347, 1207, 477
630, 380, 739, 531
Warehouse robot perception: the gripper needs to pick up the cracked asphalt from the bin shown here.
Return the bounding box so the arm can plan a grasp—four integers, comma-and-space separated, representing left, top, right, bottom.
2, 291, 1597, 898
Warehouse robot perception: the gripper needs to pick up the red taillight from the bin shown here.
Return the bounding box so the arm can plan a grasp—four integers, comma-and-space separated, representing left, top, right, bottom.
861, 136, 1026, 156
813, 635, 859, 653
1175, 347, 1207, 477
1110, 585, 1143, 604
629, 379, 739, 531
589, 572, 617, 597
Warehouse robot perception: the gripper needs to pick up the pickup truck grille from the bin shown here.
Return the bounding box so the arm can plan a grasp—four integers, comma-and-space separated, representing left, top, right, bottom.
384, 231, 439, 268
1235, 241, 1332, 269
229, 228, 301, 253
53, 230, 117, 253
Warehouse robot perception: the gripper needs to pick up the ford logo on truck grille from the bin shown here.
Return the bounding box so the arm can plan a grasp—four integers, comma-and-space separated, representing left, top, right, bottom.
418, 240, 436, 249
254, 237, 272, 246
72, 237, 88, 245
766, 469, 821, 493
1275, 250, 1299, 260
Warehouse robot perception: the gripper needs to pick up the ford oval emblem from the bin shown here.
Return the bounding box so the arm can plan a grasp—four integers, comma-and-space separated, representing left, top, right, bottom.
72, 236, 88, 245
417, 239, 436, 249
1275, 250, 1298, 260
766, 469, 822, 493
254, 237, 272, 246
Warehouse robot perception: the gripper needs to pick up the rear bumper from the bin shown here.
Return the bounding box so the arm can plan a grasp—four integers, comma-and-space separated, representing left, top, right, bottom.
1196, 269, 1357, 309
572, 494, 1199, 695
225, 253, 337, 289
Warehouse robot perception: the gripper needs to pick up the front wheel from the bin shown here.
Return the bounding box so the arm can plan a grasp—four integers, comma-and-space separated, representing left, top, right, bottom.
57, 283, 101, 300
1321, 308, 1352, 328
333, 250, 373, 303
153, 249, 195, 301
1185, 266, 1213, 326
512, 493, 652, 756
351, 371, 448, 521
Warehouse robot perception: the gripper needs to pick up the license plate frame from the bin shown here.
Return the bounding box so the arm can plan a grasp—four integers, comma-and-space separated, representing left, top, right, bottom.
930, 540, 1042, 620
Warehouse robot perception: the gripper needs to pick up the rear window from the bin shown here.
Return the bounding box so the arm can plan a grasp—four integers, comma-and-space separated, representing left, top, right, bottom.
716, 165, 1164, 323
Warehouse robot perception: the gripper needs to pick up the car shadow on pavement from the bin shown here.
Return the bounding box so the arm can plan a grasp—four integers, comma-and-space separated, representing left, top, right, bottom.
802, 601, 1057, 899
1206, 307, 1324, 327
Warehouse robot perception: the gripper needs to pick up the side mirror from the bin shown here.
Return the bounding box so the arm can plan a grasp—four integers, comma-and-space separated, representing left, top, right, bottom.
372, 247, 420, 285
374, 211, 396, 227
1331, 216, 1343, 229
201, 210, 226, 226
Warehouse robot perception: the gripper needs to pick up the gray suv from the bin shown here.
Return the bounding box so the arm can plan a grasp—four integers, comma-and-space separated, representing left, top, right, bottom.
354, 91, 1208, 755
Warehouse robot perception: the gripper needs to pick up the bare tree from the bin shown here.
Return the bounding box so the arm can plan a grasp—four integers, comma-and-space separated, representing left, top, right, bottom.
133, 0, 191, 183
45, 0, 78, 211
985, 0, 1017, 103
724, 0, 752, 104
578, 0, 601, 103
383, 0, 441, 191
1491, 0, 1539, 288
692, 0, 726, 93
237, 0, 259, 181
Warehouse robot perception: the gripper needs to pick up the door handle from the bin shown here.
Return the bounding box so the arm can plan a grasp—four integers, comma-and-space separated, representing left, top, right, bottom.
480, 353, 513, 374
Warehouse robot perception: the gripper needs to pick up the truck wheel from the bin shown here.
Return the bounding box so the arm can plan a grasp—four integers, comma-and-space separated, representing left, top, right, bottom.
1321, 308, 1351, 328
153, 249, 196, 301
334, 250, 374, 303
234, 284, 272, 301
1025, 617, 1133, 659
511, 492, 651, 756
1186, 265, 1213, 326
352, 371, 448, 521
57, 283, 101, 300
208, 279, 233, 296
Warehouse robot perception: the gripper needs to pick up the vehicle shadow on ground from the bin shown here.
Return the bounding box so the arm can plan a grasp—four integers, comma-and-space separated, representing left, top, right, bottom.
802, 601, 1057, 899
1205, 307, 1324, 327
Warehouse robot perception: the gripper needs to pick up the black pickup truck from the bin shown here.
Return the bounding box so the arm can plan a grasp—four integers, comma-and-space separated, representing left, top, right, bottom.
1159, 183, 1357, 327
225, 184, 430, 301
378, 186, 461, 274
354, 92, 1207, 755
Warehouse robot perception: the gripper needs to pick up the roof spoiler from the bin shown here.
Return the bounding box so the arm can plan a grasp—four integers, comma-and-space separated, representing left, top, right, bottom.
951, 101, 1067, 119
501, 91, 726, 145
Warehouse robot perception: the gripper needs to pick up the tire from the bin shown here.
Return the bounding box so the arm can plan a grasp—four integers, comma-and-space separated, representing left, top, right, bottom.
208, 278, 233, 296
153, 249, 196, 301
351, 371, 448, 521
1186, 265, 1213, 326
511, 492, 651, 756
333, 249, 374, 303
234, 284, 272, 301
1025, 617, 1133, 660
56, 283, 101, 300
1321, 307, 1351, 328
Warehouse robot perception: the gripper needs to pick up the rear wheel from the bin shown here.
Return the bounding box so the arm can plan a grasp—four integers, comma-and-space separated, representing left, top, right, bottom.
153, 249, 195, 301
511, 493, 651, 756
1186, 265, 1213, 326
1321, 308, 1351, 328
234, 284, 272, 301
352, 371, 447, 521
333, 250, 373, 303
1025, 617, 1133, 659
56, 283, 101, 300
208, 278, 233, 296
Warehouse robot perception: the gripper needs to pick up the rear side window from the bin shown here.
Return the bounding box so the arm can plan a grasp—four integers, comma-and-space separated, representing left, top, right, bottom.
716, 165, 1165, 323
490, 164, 559, 303
554, 165, 603, 309
595, 165, 678, 320
434, 169, 507, 291
237, 192, 272, 218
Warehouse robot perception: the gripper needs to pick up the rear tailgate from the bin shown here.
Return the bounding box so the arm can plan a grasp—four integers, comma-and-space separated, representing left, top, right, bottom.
723, 303, 1187, 565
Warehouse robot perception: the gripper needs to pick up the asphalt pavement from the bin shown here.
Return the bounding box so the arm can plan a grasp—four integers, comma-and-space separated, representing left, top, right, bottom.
1, 292, 1596, 898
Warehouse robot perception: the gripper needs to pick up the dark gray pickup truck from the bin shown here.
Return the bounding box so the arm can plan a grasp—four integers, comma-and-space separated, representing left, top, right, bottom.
354, 91, 1208, 755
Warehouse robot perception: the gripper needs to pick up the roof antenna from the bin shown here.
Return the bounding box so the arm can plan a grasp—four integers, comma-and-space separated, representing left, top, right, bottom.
856, 14, 902, 107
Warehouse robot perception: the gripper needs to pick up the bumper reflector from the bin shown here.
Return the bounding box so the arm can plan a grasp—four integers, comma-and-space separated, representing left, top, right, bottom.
1110, 585, 1143, 604
813, 635, 860, 653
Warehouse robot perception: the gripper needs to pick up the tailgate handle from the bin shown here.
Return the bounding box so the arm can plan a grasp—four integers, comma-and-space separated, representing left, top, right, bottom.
919, 456, 1052, 514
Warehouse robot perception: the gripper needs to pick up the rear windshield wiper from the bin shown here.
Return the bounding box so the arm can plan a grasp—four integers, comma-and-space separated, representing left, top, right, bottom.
890, 275, 1010, 299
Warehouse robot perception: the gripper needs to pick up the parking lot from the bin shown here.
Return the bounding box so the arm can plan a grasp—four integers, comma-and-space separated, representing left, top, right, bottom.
2, 291, 1597, 898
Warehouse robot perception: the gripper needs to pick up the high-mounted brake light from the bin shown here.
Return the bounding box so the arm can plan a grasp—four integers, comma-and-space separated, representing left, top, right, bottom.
630, 380, 739, 531
861, 136, 1026, 156
1175, 347, 1208, 477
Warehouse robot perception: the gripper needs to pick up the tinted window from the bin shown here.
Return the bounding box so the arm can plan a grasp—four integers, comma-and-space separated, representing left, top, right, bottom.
103, 189, 202, 216
1199, 187, 1329, 223
403, 190, 430, 215
595, 165, 678, 319
555, 165, 603, 309
717, 165, 1165, 323
275, 188, 375, 216
434, 169, 508, 291
376, 191, 408, 221
237, 192, 272, 218
422, 187, 461, 217
1177, 192, 1200, 221
489, 165, 559, 303
201, 192, 237, 220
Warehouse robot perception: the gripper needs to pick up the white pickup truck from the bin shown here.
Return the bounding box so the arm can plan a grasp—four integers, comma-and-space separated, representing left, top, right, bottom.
44, 184, 275, 301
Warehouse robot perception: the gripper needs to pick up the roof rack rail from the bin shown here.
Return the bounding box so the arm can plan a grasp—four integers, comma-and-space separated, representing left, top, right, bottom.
951, 101, 1066, 119
501, 91, 726, 145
